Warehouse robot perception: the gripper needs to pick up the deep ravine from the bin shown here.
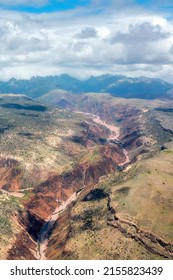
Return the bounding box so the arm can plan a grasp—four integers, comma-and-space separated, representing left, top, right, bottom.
36, 112, 130, 260
107, 194, 173, 259
37, 192, 78, 259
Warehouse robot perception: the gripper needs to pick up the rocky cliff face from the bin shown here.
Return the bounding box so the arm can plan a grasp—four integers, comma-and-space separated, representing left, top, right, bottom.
54, 94, 152, 157
71, 120, 109, 147
6, 140, 126, 259
0, 158, 23, 192
26, 144, 125, 235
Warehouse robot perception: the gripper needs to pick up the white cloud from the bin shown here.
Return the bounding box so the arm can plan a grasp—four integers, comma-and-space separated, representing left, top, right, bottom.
75, 27, 98, 39
109, 22, 170, 44
0, 6, 173, 82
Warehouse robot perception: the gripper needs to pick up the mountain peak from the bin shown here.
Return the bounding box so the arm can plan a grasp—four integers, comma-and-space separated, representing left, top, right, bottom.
0, 74, 172, 100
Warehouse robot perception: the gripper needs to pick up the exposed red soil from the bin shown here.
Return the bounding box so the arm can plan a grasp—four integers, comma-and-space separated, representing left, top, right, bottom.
7, 230, 37, 260
0, 157, 23, 192
26, 144, 125, 225
6, 104, 149, 260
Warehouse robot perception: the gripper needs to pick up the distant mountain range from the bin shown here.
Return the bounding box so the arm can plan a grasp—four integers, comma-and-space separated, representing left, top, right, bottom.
0, 74, 173, 100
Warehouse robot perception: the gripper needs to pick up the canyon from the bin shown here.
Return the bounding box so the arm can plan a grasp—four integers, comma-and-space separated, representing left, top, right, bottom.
7, 113, 128, 260
0, 93, 173, 260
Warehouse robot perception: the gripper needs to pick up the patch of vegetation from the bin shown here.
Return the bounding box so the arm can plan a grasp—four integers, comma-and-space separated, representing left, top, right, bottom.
18, 132, 33, 137
153, 110, 173, 137
0, 103, 47, 112
0, 196, 20, 237
80, 147, 101, 164
144, 111, 173, 146
156, 108, 173, 113
83, 188, 108, 201
163, 149, 173, 154
0, 216, 12, 236
116, 186, 130, 195
0, 125, 13, 134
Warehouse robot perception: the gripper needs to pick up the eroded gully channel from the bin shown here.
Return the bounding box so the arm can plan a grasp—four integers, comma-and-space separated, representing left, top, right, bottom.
36, 112, 130, 259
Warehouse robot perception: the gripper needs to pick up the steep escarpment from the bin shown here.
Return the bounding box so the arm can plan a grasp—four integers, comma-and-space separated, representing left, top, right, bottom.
7, 230, 37, 260
7, 144, 125, 259
0, 157, 23, 192
71, 119, 109, 147
25, 144, 125, 237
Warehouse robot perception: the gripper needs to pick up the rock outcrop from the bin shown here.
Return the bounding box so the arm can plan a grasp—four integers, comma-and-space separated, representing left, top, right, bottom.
0, 158, 23, 192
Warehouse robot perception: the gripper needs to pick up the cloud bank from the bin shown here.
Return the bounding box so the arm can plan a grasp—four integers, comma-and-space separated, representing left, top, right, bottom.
0, 2, 173, 82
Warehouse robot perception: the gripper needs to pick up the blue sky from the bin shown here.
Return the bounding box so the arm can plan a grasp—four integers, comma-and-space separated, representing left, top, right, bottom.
1, 0, 172, 13
0, 0, 92, 13
0, 0, 173, 82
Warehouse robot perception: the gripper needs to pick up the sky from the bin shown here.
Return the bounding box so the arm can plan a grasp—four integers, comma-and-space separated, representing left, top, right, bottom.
1, 0, 173, 82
